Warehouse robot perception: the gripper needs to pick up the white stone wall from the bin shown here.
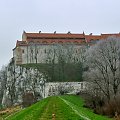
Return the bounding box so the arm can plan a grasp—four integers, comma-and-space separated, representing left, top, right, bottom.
14, 44, 52, 64
13, 44, 86, 65
44, 82, 87, 98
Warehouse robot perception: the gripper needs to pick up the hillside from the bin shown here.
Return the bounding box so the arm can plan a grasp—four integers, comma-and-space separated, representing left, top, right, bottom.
2, 62, 85, 108
21, 63, 84, 82
5, 95, 112, 120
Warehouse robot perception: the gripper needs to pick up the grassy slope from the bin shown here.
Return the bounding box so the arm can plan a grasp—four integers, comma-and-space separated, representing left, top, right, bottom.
6, 95, 112, 120
61, 95, 112, 120
6, 97, 49, 120
7, 96, 82, 120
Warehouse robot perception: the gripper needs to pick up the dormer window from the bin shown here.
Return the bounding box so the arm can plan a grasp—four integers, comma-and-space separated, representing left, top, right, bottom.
42, 41, 47, 44
74, 41, 79, 44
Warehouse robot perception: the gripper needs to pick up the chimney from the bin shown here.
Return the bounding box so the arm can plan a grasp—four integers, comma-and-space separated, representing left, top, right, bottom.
67, 31, 71, 34
54, 31, 56, 34
23, 30, 26, 34
89, 33, 92, 35
39, 31, 41, 33
83, 31, 85, 35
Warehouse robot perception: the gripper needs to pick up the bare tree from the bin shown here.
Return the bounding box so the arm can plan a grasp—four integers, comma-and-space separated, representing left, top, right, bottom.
0, 66, 7, 104
6, 58, 16, 105
45, 43, 87, 82
45, 44, 73, 81
83, 36, 120, 100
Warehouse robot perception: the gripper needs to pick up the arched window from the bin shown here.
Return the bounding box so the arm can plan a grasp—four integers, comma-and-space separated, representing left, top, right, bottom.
58, 41, 63, 44
66, 41, 71, 44
29, 41, 34, 44
42, 41, 48, 44
51, 41, 56, 44
74, 41, 79, 44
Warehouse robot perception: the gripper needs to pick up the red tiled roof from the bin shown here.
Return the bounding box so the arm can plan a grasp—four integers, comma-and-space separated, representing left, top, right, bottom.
85, 35, 101, 42
16, 40, 28, 47
25, 33, 85, 39
15, 32, 120, 47
101, 33, 120, 39
85, 35, 101, 39
101, 33, 120, 36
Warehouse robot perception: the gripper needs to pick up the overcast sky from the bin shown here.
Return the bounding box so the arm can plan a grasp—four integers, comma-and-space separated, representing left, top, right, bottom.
0, 0, 120, 68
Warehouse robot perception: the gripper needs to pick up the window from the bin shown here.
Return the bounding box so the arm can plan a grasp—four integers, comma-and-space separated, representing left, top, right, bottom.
51, 41, 56, 44
74, 41, 79, 44
81, 83, 83, 89
37, 50, 39, 54
58, 41, 63, 44
44, 49, 46, 53
76, 58, 79, 62
42, 41, 47, 44
22, 49, 24, 53
76, 49, 78, 53
90, 39, 99, 44
31, 49, 33, 53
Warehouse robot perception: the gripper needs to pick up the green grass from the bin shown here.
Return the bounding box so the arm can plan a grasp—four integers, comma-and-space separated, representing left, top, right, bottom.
60, 95, 112, 120
6, 97, 49, 120
39, 96, 83, 120
6, 96, 83, 120
6, 95, 113, 120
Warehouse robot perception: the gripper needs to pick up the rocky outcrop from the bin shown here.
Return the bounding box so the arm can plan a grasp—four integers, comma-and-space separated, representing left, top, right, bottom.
2, 59, 46, 107
2, 59, 87, 107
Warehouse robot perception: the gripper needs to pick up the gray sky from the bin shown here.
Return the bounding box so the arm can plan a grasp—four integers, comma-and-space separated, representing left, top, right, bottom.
0, 0, 120, 68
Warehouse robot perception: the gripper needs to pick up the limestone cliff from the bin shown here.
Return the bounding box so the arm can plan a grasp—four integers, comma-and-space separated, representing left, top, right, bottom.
2, 59, 46, 107
2, 59, 87, 107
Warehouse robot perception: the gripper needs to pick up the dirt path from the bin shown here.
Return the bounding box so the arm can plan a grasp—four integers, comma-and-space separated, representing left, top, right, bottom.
39, 96, 81, 120
59, 97, 91, 120
40, 96, 90, 120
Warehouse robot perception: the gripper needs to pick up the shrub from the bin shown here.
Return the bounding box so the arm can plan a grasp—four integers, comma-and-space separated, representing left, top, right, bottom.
103, 95, 120, 117
22, 92, 35, 107
83, 93, 120, 118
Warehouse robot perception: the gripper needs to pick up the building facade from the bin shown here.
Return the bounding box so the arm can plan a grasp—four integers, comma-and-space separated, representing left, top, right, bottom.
13, 31, 120, 65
